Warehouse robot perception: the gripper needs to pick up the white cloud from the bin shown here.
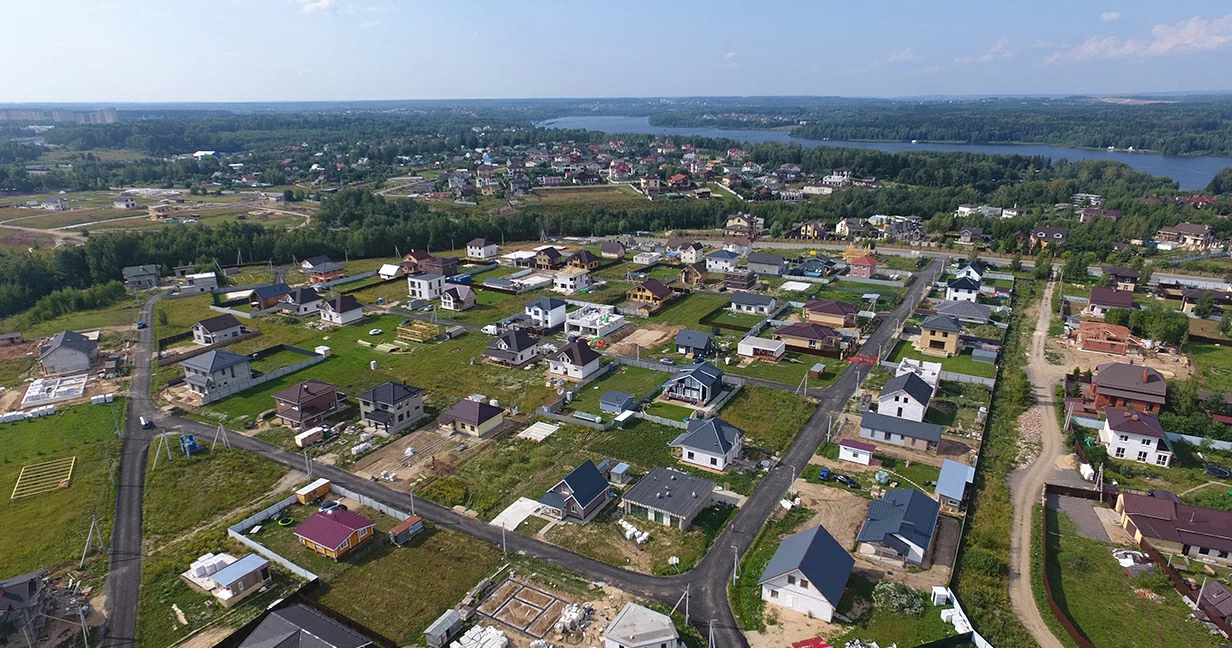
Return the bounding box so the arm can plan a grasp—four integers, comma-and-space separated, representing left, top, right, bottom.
97, 2, 118, 9
954, 37, 1014, 64
724, 52, 739, 68
360, 19, 381, 28
886, 47, 918, 63
1101, 11, 1121, 22
1045, 13, 1232, 64
296, 0, 335, 14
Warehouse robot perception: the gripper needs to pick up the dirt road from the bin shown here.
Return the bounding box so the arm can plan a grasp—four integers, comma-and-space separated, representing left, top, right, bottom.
1006, 279, 1067, 648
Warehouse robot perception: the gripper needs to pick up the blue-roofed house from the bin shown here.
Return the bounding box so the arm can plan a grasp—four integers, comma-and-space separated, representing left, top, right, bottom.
669, 418, 745, 472
729, 292, 776, 315
662, 361, 724, 406
208, 554, 271, 608
757, 525, 854, 621
857, 488, 942, 566
858, 411, 942, 453
538, 460, 612, 523
600, 391, 635, 414
935, 460, 976, 514
675, 329, 712, 357
705, 249, 740, 273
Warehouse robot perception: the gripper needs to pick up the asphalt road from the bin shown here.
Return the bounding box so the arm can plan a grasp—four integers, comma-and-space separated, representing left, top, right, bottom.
105, 259, 938, 646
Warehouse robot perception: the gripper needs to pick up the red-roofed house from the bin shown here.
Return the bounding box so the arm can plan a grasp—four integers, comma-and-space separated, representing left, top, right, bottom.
295, 510, 376, 560
848, 256, 877, 280
1116, 491, 1232, 567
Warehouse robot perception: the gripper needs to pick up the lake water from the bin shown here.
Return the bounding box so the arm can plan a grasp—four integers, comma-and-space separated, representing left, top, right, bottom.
538, 115, 1232, 191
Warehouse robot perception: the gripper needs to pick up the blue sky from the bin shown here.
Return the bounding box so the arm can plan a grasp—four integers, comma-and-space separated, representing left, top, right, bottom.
6, 1, 1232, 102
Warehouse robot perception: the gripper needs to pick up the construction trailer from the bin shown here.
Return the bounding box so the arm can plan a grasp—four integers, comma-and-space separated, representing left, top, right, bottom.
294, 477, 331, 504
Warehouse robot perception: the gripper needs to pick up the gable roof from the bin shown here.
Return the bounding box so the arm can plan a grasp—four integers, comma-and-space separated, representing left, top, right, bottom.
933, 300, 991, 321
294, 510, 375, 550
665, 361, 724, 390
747, 252, 785, 266
600, 391, 634, 406
239, 603, 372, 648
731, 292, 774, 308
850, 255, 877, 266
441, 285, 475, 302
675, 329, 711, 349
438, 399, 503, 427
558, 460, 609, 509
879, 372, 934, 407
283, 286, 322, 305
274, 379, 337, 404
1102, 265, 1140, 280
306, 261, 345, 274
251, 283, 293, 301
1032, 226, 1069, 238
1105, 407, 1166, 439
921, 315, 963, 333
859, 411, 943, 443
936, 460, 976, 502
179, 349, 250, 374
1094, 362, 1167, 402
947, 276, 981, 291
211, 554, 269, 589
758, 524, 854, 606
324, 294, 363, 313
1119, 491, 1232, 555
537, 247, 562, 260
622, 467, 716, 518
773, 322, 840, 341
487, 329, 538, 356
555, 340, 601, 366
805, 299, 858, 316
636, 279, 673, 299
1089, 287, 1134, 309
358, 381, 421, 406
40, 330, 96, 358
600, 241, 625, 254
194, 313, 242, 333
857, 488, 941, 554
568, 249, 598, 264
301, 255, 332, 267
122, 264, 159, 279
670, 418, 744, 455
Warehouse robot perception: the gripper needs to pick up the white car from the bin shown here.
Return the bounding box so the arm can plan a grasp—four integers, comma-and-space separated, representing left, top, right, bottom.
368, 328, 383, 336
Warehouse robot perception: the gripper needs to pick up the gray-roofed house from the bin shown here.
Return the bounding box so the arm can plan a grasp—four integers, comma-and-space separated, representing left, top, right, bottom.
758, 524, 854, 621
439, 285, 476, 312
622, 467, 716, 530
538, 460, 612, 523
485, 329, 540, 366
662, 361, 724, 406
917, 315, 963, 357
945, 276, 981, 303
670, 417, 745, 472
122, 264, 160, 290
437, 398, 505, 437
524, 297, 568, 330
208, 554, 272, 608
39, 330, 97, 375
705, 249, 740, 273
192, 314, 244, 346
859, 411, 942, 453
547, 339, 602, 380
675, 329, 712, 357
600, 391, 635, 414
603, 603, 681, 648
0, 571, 54, 643
730, 292, 776, 315
358, 381, 425, 434
877, 372, 933, 422
600, 240, 627, 260
746, 252, 788, 276
857, 488, 942, 566
238, 603, 373, 648
179, 349, 253, 401
278, 286, 324, 316
935, 459, 976, 513
932, 299, 991, 324
249, 283, 293, 310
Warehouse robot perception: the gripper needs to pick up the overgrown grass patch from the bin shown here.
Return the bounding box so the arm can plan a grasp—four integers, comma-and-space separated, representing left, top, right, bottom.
718, 386, 815, 455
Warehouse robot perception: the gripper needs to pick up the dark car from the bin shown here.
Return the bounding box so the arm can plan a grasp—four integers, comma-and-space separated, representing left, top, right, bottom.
817, 467, 833, 482
835, 474, 860, 489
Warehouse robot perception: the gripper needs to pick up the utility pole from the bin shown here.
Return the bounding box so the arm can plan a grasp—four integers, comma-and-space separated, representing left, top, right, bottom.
211, 423, 231, 450
502, 525, 507, 557
80, 512, 105, 569
731, 545, 739, 584
304, 447, 312, 480
708, 620, 715, 648
152, 433, 172, 470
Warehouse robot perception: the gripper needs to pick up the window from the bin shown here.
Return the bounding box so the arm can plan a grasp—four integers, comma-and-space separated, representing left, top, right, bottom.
897, 407, 903, 418
942, 331, 949, 338
1119, 435, 1128, 442
687, 451, 695, 460
1137, 451, 1148, 462
1200, 547, 1211, 556
1141, 438, 1151, 446
799, 579, 809, 589
787, 575, 796, 585
710, 457, 718, 466
769, 589, 778, 599
1156, 455, 1169, 466
1115, 447, 1125, 458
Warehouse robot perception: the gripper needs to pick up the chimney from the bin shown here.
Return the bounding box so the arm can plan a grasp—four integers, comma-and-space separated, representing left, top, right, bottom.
1143, 369, 1150, 384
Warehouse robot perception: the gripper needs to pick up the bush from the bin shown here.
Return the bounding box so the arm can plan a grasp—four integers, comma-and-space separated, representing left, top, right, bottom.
420, 476, 467, 507
963, 547, 1009, 579
872, 580, 924, 616
1134, 571, 1173, 595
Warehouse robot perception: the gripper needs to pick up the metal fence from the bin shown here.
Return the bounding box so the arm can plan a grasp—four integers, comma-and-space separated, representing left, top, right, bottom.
331, 483, 413, 522
634, 411, 689, 429
226, 495, 319, 581
839, 275, 908, 288
199, 351, 325, 404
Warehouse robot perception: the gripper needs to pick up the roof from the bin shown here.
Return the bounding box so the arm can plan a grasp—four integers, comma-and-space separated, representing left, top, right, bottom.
665, 361, 724, 390
1160, 222, 1212, 236
921, 315, 963, 333
323, 294, 363, 314
604, 603, 678, 646
773, 322, 840, 341
251, 283, 293, 301
933, 300, 991, 321
856, 488, 941, 554
283, 286, 322, 305
0, 571, 46, 616
306, 261, 345, 274
1120, 491, 1232, 555
438, 399, 503, 426
636, 279, 673, 299
526, 296, 567, 311
468, 237, 494, 247
622, 467, 716, 518
239, 603, 372, 648
1202, 581, 1232, 619
406, 271, 444, 283
40, 330, 96, 358
486, 329, 539, 358
1032, 226, 1069, 237
731, 292, 774, 308
670, 418, 745, 455
706, 249, 740, 260
274, 379, 337, 405
558, 460, 610, 509
302, 255, 332, 267
757, 524, 854, 606
675, 329, 711, 349
568, 250, 599, 264
947, 276, 981, 291
1105, 407, 1166, 439
554, 340, 601, 366
859, 411, 943, 443
805, 299, 858, 316
935, 460, 976, 502
441, 285, 475, 301
294, 510, 375, 550
880, 372, 934, 408
600, 241, 625, 253
747, 252, 785, 266
600, 391, 634, 406
1102, 265, 1140, 280
358, 381, 421, 406
1089, 287, 1134, 309
179, 349, 249, 374
390, 515, 423, 537
211, 554, 269, 588
959, 261, 986, 275
537, 247, 562, 259
851, 255, 877, 266
839, 438, 876, 453
122, 264, 159, 279
1094, 362, 1167, 401
195, 313, 242, 333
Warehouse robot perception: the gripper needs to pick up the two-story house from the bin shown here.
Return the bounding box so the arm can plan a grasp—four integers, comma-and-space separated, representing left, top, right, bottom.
122, 264, 160, 290
192, 314, 244, 346
1092, 362, 1167, 414
1030, 226, 1069, 248
877, 372, 933, 422
915, 315, 963, 357
678, 242, 706, 265
304, 261, 347, 285
466, 237, 499, 260
848, 255, 877, 279
179, 349, 252, 400
804, 300, 859, 328
407, 272, 446, 301
537, 460, 611, 523
552, 268, 593, 294
39, 330, 97, 375
746, 253, 787, 276
273, 379, 340, 430
524, 297, 567, 331
1102, 266, 1140, 292
944, 277, 981, 303
669, 418, 745, 472
705, 250, 740, 273
758, 524, 854, 622
439, 285, 476, 312
1100, 407, 1173, 467
547, 340, 602, 380
566, 250, 601, 271
535, 247, 564, 270
278, 286, 324, 316
600, 241, 626, 260
485, 329, 540, 366
358, 381, 425, 434
319, 294, 364, 325
1156, 222, 1214, 249
627, 279, 674, 308
661, 362, 724, 406
677, 263, 708, 288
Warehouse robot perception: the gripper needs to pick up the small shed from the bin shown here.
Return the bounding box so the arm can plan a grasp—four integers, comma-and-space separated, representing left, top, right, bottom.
0, 332, 23, 345
838, 439, 876, 466
600, 391, 635, 414
610, 462, 633, 485
389, 515, 424, 545
445, 325, 467, 340
424, 608, 462, 648
810, 363, 827, 379
295, 478, 331, 504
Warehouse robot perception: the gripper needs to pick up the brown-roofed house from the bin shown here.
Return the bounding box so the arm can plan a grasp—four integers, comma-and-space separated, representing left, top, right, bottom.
424, 256, 460, 277
1086, 287, 1134, 317
295, 509, 375, 560
1116, 491, 1232, 567
1156, 222, 1215, 249
437, 398, 505, 437
804, 300, 859, 328
772, 322, 842, 352
1092, 362, 1166, 414
627, 279, 674, 308
567, 250, 600, 271
273, 379, 340, 430
678, 263, 708, 289
535, 247, 564, 270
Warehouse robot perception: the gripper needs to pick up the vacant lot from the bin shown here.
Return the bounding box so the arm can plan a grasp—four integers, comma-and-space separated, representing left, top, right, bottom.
718, 386, 816, 455
545, 502, 735, 575
0, 402, 123, 581
833, 573, 956, 646
885, 342, 997, 379
532, 184, 648, 209
1191, 341, 1232, 394
650, 294, 729, 328
1, 298, 138, 338
566, 365, 666, 416
722, 352, 840, 389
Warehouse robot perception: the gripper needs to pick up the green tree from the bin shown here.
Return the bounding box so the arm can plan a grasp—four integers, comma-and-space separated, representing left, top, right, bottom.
283, 189, 295, 203
1104, 308, 1131, 327
1196, 291, 1216, 319
1009, 253, 1022, 273
1207, 167, 1232, 194
1034, 251, 1053, 280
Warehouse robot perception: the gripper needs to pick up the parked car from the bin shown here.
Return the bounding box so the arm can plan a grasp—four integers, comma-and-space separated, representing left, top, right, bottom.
136, 321, 147, 329
368, 328, 383, 336
835, 474, 860, 489
658, 358, 675, 366
817, 467, 833, 482
319, 500, 347, 513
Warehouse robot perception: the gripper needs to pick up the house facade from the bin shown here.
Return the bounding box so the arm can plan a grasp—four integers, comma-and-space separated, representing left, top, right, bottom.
848, 255, 877, 279
944, 277, 981, 303
547, 340, 602, 380
180, 350, 253, 400
192, 314, 244, 345
1100, 407, 1173, 467
746, 253, 787, 276
537, 460, 612, 523
485, 329, 540, 366
627, 279, 673, 308
1086, 287, 1134, 317
772, 322, 842, 352
670, 418, 745, 472
857, 488, 941, 566
552, 268, 592, 294
705, 250, 740, 273
273, 380, 340, 430
1091, 362, 1167, 414
320, 294, 364, 325
466, 238, 498, 260
758, 525, 854, 622
877, 372, 932, 422
916, 315, 963, 357
804, 300, 859, 328
279, 287, 324, 315
295, 510, 375, 560
39, 330, 97, 375
439, 285, 476, 312
524, 297, 567, 330
730, 292, 776, 315
407, 272, 446, 300
661, 362, 724, 406
358, 381, 425, 434
1116, 492, 1232, 567
122, 264, 160, 290
859, 411, 942, 453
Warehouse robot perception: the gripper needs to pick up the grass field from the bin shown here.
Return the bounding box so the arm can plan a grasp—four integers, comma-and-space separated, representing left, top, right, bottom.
885, 343, 997, 379
707, 310, 766, 329
1044, 509, 1223, 648
1190, 341, 1232, 394
565, 365, 665, 416
811, 281, 907, 312
718, 386, 815, 455
1, 298, 138, 338
722, 352, 840, 388
0, 402, 123, 582
923, 381, 993, 433
644, 401, 696, 421
0, 229, 59, 253
443, 287, 547, 325
530, 184, 648, 209
833, 574, 956, 646
650, 294, 729, 328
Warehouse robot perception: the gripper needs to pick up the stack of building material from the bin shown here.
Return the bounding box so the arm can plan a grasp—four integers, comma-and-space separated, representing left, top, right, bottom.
449, 625, 507, 648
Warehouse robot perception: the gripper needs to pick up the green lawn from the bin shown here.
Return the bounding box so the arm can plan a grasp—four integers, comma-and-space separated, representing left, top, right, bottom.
1044, 509, 1224, 648
722, 353, 839, 389
834, 574, 957, 646
444, 288, 545, 325
1190, 341, 1232, 395
250, 349, 314, 374
0, 358, 37, 389
718, 386, 815, 455
644, 401, 696, 421
885, 343, 998, 379
649, 294, 729, 327
565, 365, 665, 416
0, 402, 124, 583
707, 309, 766, 329
924, 380, 993, 433
809, 281, 907, 312
0, 298, 139, 337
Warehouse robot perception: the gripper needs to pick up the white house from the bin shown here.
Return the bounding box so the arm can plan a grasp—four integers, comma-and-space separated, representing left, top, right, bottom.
485, 329, 540, 366
954, 262, 986, 282
633, 251, 661, 265
895, 357, 941, 396
439, 285, 476, 312
546, 340, 602, 380
565, 304, 626, 338
192, 314, 244, 345
1099, 407, 1173, 467
552, 268, 592, 294
705, 250, 740, 273
114, 196, 138, 210
603, 603, 681, 648
944, 277, 981, 303
378, 263, 406, 280
679, 242, 705, 265
319, 294, 364, 325
758, 525, 854, 622
278, 287, 324, 316
856, 489, 940, 566
737, 336, 785, 360
730, 292, 776, 315
524, 297, 567, 330
407, 272, 446, 300
466, 237, 499, 260
838, 439, 875, 466
669, 418, 744, 472
877, 372, 932, 422
38, 330, 97, 375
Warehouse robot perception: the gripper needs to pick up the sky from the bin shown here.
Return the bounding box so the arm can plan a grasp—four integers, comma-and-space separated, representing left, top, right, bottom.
6, 0, 1232, 102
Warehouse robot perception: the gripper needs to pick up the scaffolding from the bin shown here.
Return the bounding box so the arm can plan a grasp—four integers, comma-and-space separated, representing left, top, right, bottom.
397, 320, 440, 343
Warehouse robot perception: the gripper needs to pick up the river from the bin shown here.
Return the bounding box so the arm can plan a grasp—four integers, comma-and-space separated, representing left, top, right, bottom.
537, 115, 1232, 191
